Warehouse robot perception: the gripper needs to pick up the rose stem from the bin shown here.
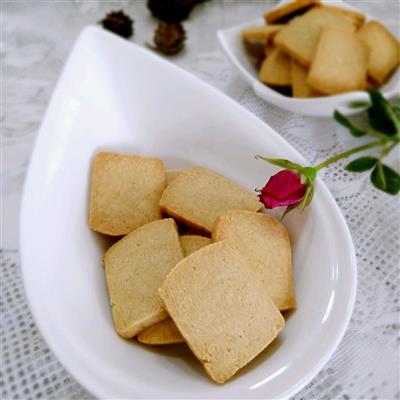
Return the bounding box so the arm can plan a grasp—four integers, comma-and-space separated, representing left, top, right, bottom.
314, 139, 387, 171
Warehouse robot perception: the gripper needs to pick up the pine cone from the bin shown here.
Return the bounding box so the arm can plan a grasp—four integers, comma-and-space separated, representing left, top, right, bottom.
100, 10, 134, 39
153, 22, 186, 55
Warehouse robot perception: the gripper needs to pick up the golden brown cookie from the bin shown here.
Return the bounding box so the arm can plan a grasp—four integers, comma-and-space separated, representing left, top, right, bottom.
264, 0, 320, 24
159, 166, 261, 234
104, 219, 184, 338
242, 25, 283, 42
137, 234, 211, 345
137, 319, 184, 345
259, 48, 292, 86
213, 210, 296, 311
159, 240, 284, 384
89, 152, 165, 236
273, 7, 356, 66
166, 169, 181, 185
307, 28, 368, 94
291, 61, 321, 98
357, 20, 400, 84
318, 4, 365, 28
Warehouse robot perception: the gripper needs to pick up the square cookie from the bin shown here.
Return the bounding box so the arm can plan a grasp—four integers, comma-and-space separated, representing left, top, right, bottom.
159, 166, 261, 233
89, 152, 166, 235
104, 219, 184, 338
259, 48, 292, 86
213, 210, 296, 311
159, 240, 284, 383
273, 7, 356, 66
357, 20, 400, 84
307, 28, 368, 94
137, 234, 211, 345
264, 0, 320, 24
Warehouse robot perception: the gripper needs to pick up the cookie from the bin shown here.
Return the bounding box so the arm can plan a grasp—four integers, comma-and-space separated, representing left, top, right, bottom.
137, 234, 211, 345
180, 235, 211, 256
307, 28, 368, 94
104, 219, 184, 338
213, 210, 296, 311
319, 4, 365, 28
242, 25, 282, 42
159, 166, 261, 234
274, 7, 356, 66
89, 152, 165, 236
137, 319, 184, 345
291, 61, 321, 98
259, 48, 292, 86
166, 169, 181, 185
357, 20, 400, 84
264, 0, 320, 24
159, 240, 284, 383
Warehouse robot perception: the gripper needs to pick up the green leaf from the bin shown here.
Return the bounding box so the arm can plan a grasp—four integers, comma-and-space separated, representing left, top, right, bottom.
282, 185, 314, 219
393, 105, 400, 119
392, 105, 400, 120
348, 100, 371, 109
280, 184, 315, 219
367, 91, 400, 136
371, 161, 387, 191
301, 166, 317, 184
280, 204, 298, 220
345, 157, 378, 172
298, 185, 314, 211
334, 110, 367, 137
370, 162, 400, 195
255, 156, 303, 171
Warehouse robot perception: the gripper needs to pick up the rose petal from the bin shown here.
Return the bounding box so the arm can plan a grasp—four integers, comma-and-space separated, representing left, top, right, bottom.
259, 191, 305, 209
258, 169, 307, 209
262, 170, 305, 200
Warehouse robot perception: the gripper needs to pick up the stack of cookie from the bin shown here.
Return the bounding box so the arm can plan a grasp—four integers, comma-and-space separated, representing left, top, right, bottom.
242, 0, 400, 97
88, 151, 296, 384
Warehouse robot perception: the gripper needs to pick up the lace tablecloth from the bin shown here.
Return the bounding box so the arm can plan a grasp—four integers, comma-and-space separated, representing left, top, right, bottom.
1, 1, 399, 399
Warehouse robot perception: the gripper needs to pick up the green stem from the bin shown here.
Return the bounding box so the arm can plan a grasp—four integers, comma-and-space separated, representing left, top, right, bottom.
314, 139, 387, 171
380, 141, 398, 158
367, 129, 392, 140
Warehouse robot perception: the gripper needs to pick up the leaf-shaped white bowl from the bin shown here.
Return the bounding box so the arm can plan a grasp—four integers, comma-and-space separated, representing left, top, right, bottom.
20, 26, 357, 399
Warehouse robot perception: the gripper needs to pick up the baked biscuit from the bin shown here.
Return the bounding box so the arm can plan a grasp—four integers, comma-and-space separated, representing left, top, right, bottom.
159, 240, 284, 384
137, 234, 211, 345
307, 28, 368, 94
242, 25, 282, 42
185, 228, 210, 236
104, 219, 184, 338
274, 7, 356, 66
264, 43, 275, 57
166, 169, 181, 185
357, 20, 400, 84
89, 152, 165, 236
137, 319, 184, 345
259, 48, 292, 86
264, 0, 320, 24
291, 61, 321, 98
213, 211, 296, 311
180, 235, 212, 256
318, 4, 365, 28
159, 166, 261, 233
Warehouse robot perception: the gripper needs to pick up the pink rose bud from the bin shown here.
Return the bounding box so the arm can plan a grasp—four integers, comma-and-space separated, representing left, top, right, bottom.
259, 169, 307, 209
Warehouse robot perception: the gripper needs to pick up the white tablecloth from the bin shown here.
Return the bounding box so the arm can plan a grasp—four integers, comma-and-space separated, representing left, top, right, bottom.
2, 1, 399, 399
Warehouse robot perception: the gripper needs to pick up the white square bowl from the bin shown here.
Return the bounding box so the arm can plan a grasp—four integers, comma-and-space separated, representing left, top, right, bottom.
20, 26, 357, 399
217, 0, 400, 117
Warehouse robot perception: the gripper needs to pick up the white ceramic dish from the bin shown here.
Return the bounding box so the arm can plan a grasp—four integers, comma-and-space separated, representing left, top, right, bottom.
20, 26, 357, 399
217, 0, 400, 117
